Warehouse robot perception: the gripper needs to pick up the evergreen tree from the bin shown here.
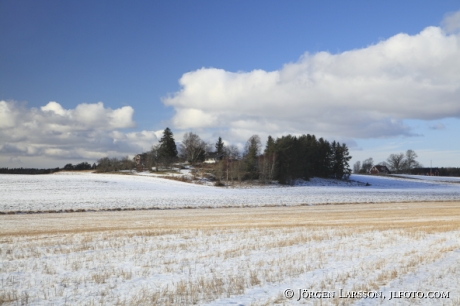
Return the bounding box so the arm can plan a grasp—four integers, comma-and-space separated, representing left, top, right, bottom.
215, 137, 225, 155
264, 136, 275, 155
315, 138, 332, 177
273, 135, 295, 184
342, 143, 352, 178
297, 134, 312, 180
244, 135, 261, 179
259, 135, 276, 183
159, 127, 178, 168
331, 142, 351, 179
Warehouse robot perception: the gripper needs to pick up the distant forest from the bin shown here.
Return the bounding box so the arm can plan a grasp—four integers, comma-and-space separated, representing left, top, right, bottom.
411, 167, 460, 177
0, 168, 61, 174
0, 162, 95, 175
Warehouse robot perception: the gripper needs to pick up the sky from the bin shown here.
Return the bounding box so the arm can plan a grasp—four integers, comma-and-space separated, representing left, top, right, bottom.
1, 0, 460, 169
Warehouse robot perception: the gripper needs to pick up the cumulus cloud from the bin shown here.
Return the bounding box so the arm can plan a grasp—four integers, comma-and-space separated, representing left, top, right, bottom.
163, 25, 460, 143
442, 10, 460, 33
39, 101, 135, 130
0, 101, 159, 167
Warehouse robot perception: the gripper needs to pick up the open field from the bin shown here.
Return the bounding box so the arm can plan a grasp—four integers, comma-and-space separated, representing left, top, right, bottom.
392, 174, 460, 183
2, 172, 460, 213
1, 202, 459, 305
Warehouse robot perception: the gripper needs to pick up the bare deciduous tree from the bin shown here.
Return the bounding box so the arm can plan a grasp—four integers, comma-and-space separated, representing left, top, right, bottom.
96, 157, 111, 172
404, 149, 421, 171
361, 158, 374, 173
220, 145, 241, 185
353, 161, 361, 174
224, 144, 240, 159
387, 153, 405, 173
146, 144, 161, 171
259, 153, 276, 183
120, 156, 134, 170
180, 132, 206, 165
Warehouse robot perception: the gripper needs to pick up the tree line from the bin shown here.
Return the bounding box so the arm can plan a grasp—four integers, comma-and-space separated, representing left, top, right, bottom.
353, 149, 421, 174
95, 156, 135, 173
0, 167, 60, 174
0, 162, 96, 174
432, 167, 460, 176
63, 162, 96, 171
96, 127, 352, 184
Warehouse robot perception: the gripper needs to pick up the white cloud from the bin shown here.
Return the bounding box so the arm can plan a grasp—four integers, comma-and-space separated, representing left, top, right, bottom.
442, 10, 460, 33
41, 101, 67, 116
40, 101, 135, 130
0, 101, 158, 167
0, 101, 17, 128
163, 25, 460, 144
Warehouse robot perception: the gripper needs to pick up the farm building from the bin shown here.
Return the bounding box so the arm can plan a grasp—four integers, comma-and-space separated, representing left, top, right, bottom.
204, 152, 224, 164
370, 165, 391, 175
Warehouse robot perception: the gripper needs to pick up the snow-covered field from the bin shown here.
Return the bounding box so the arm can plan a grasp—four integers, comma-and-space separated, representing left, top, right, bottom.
1, 203, 459, 305
1, 172, 460, 212
392, 174, 460, 183
1, 172, 459, 305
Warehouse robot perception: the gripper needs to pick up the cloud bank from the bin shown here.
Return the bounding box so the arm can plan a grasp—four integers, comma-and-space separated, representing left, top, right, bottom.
0, 101, 159, 167
163, 25, 460, 142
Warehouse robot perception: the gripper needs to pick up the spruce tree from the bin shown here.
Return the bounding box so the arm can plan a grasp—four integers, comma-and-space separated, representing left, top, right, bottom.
341, 143, 352, 178
273, 135, 296, 184
331, 142, 351, 179
244, 135, 261, 179
316, 138, 332, 177
262, 135, 276, 182
264, 136, 275, 155
215, 137, 224, 155
159, 127, 178, 168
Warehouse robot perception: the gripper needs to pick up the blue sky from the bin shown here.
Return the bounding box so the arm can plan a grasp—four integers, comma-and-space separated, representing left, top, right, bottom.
1, 0, 459, 168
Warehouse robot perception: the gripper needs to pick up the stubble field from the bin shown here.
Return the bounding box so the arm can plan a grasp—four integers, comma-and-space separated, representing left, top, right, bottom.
1, 201, 459, 305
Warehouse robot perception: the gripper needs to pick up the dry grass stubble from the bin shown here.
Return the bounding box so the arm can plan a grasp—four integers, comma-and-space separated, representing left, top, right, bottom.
1, 201, 459, 236
1, 201, 459, 305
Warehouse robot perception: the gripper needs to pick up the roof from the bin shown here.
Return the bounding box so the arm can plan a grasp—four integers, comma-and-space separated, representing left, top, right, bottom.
205, 152, 224, 159
371, 165, 390, 173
